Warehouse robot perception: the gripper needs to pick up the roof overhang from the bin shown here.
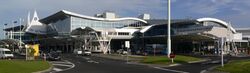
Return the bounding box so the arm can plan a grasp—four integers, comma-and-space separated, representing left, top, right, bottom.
71, 27, 96, 35
197, 17, 236, 33
40, 10, 148, 24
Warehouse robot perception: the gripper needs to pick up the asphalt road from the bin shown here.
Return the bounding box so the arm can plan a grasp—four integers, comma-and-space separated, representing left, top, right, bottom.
52, 54, 250, 73
164, 56, 250, 73
163, 60, 218, 73
58, 54, 180, 73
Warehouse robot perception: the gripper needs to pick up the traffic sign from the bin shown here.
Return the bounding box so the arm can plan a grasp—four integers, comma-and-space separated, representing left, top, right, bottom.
170, 53, 175, 58
125, 41, 130, 48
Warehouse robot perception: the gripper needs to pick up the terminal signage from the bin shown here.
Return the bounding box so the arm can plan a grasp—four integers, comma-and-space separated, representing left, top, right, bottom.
125, 41, 130, 48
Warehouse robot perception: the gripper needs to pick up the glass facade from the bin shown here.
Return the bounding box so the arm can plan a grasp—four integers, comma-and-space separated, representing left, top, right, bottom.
46, 16, 147, 36
71, 16, 147, 31
49, 17, 71, 35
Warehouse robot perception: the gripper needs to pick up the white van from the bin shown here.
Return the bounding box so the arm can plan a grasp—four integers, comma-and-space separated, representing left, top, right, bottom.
0, 48, 14, 59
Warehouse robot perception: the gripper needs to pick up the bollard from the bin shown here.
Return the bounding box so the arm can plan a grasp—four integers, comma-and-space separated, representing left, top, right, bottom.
43, 53, 46, 61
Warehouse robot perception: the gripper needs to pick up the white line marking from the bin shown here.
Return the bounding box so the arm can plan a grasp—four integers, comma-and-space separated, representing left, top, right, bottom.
50, 60, 75, 72
154, 67, 189, 73
87, 60, 99, 64
94, 61, 99, 64
200, 70, 207, 73
52, 64, 73, 67
169, 64, 181, 67
51, 61, 70, 64
53, 68, 63, 71
81, 57, 90, 60
62, 60, 75, 71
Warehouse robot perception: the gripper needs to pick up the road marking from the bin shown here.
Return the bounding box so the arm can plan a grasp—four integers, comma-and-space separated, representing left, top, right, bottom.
52, 64, 73, 67
81, 57, 90, 60
169, 64, 181, 67
51, 61, 71, 64
81, 57, 99, 64
200, 70, 207, 73
53, 68, 63, 71
94, 61, 99, 64
63, 60, 75, 70
87, 60, 99, 64
49, 60, 75, 72
153, 67, 189, 73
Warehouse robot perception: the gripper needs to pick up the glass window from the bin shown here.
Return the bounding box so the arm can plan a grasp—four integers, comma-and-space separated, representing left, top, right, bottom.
71, 16, 147, 30
4, 51, 12, 54
118, 32, 130, 35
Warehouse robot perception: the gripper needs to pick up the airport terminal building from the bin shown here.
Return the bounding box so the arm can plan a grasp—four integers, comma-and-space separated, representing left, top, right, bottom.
3, 10, 248, 55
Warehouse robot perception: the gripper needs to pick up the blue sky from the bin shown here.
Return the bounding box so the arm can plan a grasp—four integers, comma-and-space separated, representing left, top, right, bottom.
0, 0, 250, 38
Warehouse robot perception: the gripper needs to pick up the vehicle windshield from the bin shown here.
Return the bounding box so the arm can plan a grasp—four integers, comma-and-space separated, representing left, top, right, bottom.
4, 51, 12, 54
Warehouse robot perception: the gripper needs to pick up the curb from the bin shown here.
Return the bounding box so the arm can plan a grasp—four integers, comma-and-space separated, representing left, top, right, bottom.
188, 59, 209, 63
200, 65, 219, 73
32, 62, 53, 73
127, 62, 181, 68
200, 65, 229, 73
93, 54, 182, 68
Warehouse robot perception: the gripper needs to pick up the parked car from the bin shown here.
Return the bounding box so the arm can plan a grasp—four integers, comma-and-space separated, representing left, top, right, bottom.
77, 50, 83, 55
45, 51, 61, 61
0, 48, 14, 59
83, 50, 91, 56
74, 49, 83, 55
117, 49, 129, 55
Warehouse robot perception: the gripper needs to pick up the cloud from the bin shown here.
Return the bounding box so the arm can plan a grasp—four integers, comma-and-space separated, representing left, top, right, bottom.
0, 0, 250, 39
177, 0, 234, 15
0, 0, 168, 19
0, 0, 168, 38
172, 0, 250, 28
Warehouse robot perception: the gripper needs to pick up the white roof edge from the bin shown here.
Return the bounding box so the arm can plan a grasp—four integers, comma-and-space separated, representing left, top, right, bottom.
232, 39, 248, 42
235, 28, 250, 30
140, 25, 154, 33
197, 17, 236, 33
61, 10, 147, 23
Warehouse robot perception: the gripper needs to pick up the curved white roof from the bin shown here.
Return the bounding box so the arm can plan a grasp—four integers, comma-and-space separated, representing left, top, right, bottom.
140, 25, 153, 33
197, 17, 236, 33
62, 10, 147, 23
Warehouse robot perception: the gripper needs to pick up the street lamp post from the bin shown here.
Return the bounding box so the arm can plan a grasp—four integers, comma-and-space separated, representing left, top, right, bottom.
167, 0, 171, 57
11, 21, 17, 39
10, 22, 13, 39
221, 37, 225, 67
4, 23, 7, 39
19, 18, 22, 49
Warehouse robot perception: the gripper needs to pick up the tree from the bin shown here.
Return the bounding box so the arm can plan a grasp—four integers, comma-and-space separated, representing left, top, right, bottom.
27, 47, 36, 60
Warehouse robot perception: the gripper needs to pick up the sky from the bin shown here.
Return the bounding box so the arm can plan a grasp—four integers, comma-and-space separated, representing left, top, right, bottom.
0, 0, 250, 39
